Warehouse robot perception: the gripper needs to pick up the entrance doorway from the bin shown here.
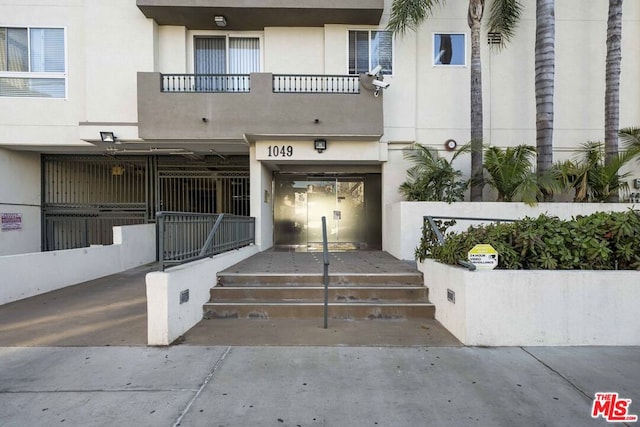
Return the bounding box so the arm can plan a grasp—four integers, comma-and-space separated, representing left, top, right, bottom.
274, 173, 381, 251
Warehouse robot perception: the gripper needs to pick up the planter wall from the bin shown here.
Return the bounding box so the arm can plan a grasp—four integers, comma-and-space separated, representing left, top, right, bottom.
0, 224, 155, 306
385, 201, 638, 261
146, 245, 260, 346
423, 259, 640, 346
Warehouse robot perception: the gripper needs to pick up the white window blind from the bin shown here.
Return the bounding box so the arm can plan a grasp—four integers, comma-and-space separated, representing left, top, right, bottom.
195, 36, 260, 74
30, 28, 65, 72
229, 37, 259, 74
0, 27, 66, 98
349, 30, 393, 75
195, 37, 226, 74
194, 36, 259, 92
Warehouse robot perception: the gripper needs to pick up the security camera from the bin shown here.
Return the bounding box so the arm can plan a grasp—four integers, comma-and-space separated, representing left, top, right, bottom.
367, 65, 382, 76
372, 79, 390, 89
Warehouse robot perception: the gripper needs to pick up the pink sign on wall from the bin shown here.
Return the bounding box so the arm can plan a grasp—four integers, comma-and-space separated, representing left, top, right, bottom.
1, 213, 22, 231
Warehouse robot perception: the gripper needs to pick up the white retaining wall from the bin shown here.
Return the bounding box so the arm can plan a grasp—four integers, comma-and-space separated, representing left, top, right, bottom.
146, 245, 260, 346
423, 259, 640, 346
0, 224, 156, 305
385, 202, 639, 261
0, 149, 41, 256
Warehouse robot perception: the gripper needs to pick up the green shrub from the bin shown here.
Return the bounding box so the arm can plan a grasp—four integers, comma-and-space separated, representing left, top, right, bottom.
416, 210, 640, 270
399, 143, 469, 203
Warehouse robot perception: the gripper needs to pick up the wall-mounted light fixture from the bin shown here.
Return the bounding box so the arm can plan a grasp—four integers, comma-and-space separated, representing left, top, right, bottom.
444, 139, 457, 151
100, 131, 117, 143
314, 139, 327, 153
214, 15, 227, 27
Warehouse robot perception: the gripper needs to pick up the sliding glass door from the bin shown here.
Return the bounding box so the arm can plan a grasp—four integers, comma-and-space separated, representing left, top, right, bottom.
194, 36, 259, 91
274, 174, 377, 251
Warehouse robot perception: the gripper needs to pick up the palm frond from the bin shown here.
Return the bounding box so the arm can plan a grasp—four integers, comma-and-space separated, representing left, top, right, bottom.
620, 127, 640, 161
483, 145, 536, 201
450, 141, 473, 162
387, 0, 446, 34
512, 172, 541, 206
487, 0, 523, 49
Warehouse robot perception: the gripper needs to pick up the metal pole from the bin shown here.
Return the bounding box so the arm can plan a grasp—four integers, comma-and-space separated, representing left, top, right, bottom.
322, 216, 329, 329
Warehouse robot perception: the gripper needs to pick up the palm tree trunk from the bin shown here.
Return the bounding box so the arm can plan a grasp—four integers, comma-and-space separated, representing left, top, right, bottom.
605, 0, 623, 202
468, 0, 484, 202
535, 0, 555, 176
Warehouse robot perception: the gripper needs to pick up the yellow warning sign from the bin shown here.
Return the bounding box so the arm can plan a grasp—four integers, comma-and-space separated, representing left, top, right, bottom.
468, 244, 498, 270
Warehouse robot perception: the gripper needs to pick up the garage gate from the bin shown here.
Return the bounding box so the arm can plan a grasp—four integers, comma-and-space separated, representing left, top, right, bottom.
42, 155, 249, 251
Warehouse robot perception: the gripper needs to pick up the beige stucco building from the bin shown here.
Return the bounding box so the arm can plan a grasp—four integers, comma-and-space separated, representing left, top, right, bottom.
1, 0, 639, 256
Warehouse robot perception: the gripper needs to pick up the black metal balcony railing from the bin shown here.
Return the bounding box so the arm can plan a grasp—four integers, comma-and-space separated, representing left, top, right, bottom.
159, 73, 361, 94
161, 74, 251, 93
273, 74, 360, 94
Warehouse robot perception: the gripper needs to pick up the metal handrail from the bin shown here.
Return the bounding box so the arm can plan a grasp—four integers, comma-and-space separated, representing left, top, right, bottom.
157, 211, 255, 271
423, 215, 518, 271
321, 216, 330, 329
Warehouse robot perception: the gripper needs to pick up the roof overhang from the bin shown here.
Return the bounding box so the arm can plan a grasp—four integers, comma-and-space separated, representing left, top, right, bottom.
136, 0, 384, 30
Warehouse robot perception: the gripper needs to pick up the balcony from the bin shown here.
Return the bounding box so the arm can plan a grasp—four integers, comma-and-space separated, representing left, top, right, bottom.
136, 0, 383, 30
137, 72, 383, 142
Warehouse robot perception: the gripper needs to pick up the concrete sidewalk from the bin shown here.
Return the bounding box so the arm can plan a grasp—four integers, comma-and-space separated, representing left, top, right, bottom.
1, 345, 638, 426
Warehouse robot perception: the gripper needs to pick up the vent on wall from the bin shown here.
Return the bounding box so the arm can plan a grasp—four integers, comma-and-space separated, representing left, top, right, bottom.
487, 32, 503, 45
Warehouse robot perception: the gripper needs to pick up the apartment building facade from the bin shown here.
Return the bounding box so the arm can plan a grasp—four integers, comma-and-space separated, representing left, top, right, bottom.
1, 0, 639, 256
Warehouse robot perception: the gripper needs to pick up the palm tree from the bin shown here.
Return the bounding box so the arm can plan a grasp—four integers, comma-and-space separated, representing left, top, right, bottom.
535, 0, 555, 180
388, 0, 522, 202
483, 144, 560, 204
604, 0, 623, 201
555, 141, 634, 202
399, 143, 470, 202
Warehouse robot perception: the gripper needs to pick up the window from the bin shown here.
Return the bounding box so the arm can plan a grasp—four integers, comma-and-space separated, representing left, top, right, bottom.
433, 33, 466, 66
348, 30, 393, 75
194, 36, 260, 91
0, 27, 66, 98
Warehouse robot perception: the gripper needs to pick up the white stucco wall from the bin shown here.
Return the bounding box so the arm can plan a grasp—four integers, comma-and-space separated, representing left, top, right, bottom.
0, 149, 41, 255
0, 224, 155, 305
264, 27, 325, 73
383, 0, 640, 164
385, 201, 640, 261
250, 144, 275, 250
83, 0, 155, 123
158, 26, 188, 73
1, 0, 638, 156
0, 1, 85, 148
424, 259, 640, 346
146, 245, 259, 346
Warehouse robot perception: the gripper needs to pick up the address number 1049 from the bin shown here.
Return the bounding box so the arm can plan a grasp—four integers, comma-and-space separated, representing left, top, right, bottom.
267, 145, 293, 157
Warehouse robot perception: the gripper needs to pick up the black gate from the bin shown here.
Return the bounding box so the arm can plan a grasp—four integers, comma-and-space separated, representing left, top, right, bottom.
42, 154, 250, 251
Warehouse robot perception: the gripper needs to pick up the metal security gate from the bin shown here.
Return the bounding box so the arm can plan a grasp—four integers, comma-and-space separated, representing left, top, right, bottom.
42, 154, 250, 251
42, 155, 151, 250
157, 170, 249, 215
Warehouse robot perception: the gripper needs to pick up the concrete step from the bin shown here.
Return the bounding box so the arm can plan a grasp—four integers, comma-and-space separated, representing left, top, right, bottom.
217, 272, 424, 286
210, 286, 428, 302
203, 301, 435, 320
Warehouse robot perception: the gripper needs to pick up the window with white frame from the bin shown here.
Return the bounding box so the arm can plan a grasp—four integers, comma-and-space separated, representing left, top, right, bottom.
433, 33, 466, 66
348, 30, 393, 75
194, 36, 260, 91
0, 27, 66, 98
